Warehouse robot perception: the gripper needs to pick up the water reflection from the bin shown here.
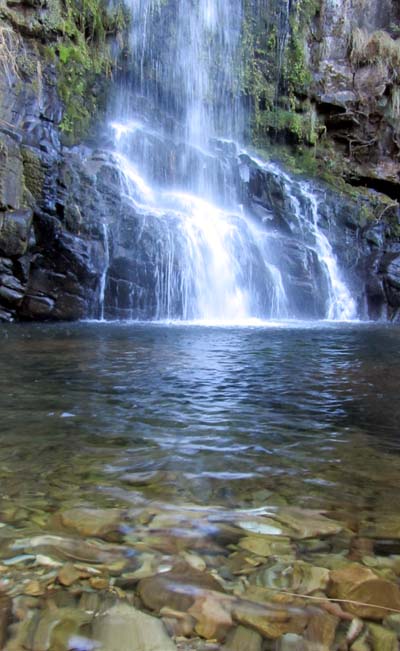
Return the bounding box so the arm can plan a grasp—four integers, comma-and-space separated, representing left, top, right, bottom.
0, 321, 399, 505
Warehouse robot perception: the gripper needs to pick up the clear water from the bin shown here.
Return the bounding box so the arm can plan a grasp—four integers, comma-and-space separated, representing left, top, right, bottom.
1, 322, 400, 647
1, 321, 399, 512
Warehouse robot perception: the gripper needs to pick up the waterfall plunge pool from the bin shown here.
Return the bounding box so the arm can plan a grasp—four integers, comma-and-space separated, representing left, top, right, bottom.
1, 320, 400, 649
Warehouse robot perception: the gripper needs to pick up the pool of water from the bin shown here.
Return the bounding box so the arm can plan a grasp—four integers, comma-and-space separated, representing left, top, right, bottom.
1, 321, 400, 650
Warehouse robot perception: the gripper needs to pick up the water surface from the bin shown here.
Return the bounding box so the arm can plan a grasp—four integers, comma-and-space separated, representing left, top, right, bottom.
1, 321, 399, 512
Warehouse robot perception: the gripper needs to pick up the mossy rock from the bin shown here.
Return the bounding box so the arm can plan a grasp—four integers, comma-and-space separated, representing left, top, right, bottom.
22, 147, 45, 202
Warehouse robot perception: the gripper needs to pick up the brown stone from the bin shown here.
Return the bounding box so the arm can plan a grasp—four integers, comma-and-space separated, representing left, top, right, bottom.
138, 564, 224, 613
329, 563, 400, 620
24, 580, 45, 596
304, 612, 338, 651
58, 563, 81, 587
160, 607, 195, 637
232, 599, 307, 640
59, 508, 124, 539
89, 577, 109, 590
188, 593, 233, 641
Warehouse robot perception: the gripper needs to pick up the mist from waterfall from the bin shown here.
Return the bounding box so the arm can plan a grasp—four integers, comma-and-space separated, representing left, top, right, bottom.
102, 0, 357, 323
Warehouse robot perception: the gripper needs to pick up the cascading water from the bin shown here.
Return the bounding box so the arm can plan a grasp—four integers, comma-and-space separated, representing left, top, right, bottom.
102, 0, 357, 323
99, 223, 110, 321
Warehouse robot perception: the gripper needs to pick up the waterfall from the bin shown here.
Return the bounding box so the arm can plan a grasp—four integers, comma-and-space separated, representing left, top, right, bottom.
103, 0, 357, 323
99, 223, 110, 321
299, 184, 357, 321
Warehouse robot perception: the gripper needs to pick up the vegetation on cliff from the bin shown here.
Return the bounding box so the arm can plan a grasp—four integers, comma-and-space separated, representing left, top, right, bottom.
241, 0, 400, 229
49, 0, 130, 141
241, 0, 318, 146
0, 0, 130, 142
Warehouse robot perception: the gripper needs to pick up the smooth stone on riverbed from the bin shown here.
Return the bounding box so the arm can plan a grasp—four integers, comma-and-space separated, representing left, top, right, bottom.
222, 625, 263, 651
252, 560, 330, 595
188, 592, 233, 641
232, 599, 307, 640
368, 624, 398, 651
92, 603, 177, 651
273, 508, 343, 539
329, 563, 400, 620
58, 508, 124, 539
238, 536, 294, 558
58, 563, 81, 587
138, 565, 224, 613
12, 535, 125, 565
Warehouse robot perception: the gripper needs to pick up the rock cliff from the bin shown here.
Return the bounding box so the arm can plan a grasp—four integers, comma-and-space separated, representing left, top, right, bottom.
0, 0, 399, 322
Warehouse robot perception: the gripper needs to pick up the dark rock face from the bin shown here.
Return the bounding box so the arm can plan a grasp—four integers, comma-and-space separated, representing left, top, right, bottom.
0, 7, 107, 321
307, 0, 400, 196
240, 156, 400, 322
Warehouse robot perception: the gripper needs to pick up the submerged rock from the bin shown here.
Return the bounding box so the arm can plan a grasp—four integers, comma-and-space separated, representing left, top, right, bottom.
188, 592, 233, 641
138, 564, 224, 613
58, 508, 124, 540
329, 563, 400, 620
12, 535, 125, 562
232, 599, 307, 640
368, 623, 398, 651
58, 563, 82, 587
252, 560, 330, 595
222, 625, 263, 651
92, 603, 177, 651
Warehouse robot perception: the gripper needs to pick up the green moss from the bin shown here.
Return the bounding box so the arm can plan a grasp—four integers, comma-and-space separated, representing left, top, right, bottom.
22, 147, 45, 201
242, 0, 318, 147
46, 0, 130, 143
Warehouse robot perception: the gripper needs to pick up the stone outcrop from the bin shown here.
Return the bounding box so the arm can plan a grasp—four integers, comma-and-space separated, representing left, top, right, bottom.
308, 0, 400, 196
248, 0, 400, 199
0, 0, 120, 322
0, 0, 399, 323
241, 155, 400, 321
